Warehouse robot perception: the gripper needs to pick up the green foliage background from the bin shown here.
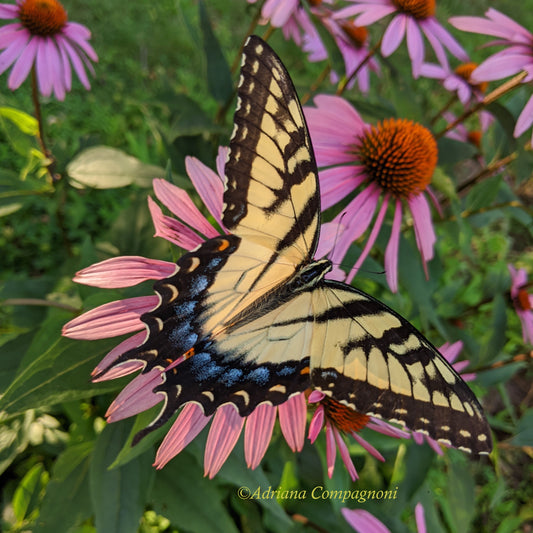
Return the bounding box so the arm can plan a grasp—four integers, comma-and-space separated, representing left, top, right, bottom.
0, 1, 532, 532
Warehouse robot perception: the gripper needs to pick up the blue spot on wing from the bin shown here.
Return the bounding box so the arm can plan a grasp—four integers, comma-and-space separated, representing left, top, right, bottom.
276, 365, 296, 376
190, 275, 209, 295
248, 367, 270, 385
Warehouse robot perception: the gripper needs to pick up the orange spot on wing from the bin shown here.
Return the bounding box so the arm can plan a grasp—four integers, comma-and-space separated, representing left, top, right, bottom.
183, 347, 195, 359
217, 239, 230, 251
300, 366, 310, 375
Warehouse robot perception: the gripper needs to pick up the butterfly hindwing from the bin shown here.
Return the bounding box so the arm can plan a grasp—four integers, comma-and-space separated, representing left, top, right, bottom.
310, 282, 492, 454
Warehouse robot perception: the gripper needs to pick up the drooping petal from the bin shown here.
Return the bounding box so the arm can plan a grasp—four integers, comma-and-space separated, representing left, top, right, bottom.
204, 405, 244, 478
74, 256, 176, 288
148, 196, 204, 250
381, 14, 407, 57
346, 193, 389, 284
105, 368, 164, 422
319, 165, 365, 210
0, 29, 30, 75
415, 503, 427, 533
333, 427, 358, 481
7, 34, 37, 89
408, 193, 436, 272
91, 331, 146, 380
244, 403, 277, 469
341, 508, 391, 533
185, 155, 225, 229
405, 17, 425, 78
62, 295, 158, 339
154, 403, 212, 469
153, 178, 219, 239
279, 393, 307, 451
514, 94, 533, 138
308, 403, 325, 444
350, 431, 385, 462
384, 198, 402, 293
325, 420, 337, 478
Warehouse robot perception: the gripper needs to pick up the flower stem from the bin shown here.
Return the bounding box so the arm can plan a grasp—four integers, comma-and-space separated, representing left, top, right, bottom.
335, 37, 381, 96
456, 152, 518, 194
301, 64, 331, 105
31, 68, 59, 182
435, 71, 528, 139
430, 92, 458, 126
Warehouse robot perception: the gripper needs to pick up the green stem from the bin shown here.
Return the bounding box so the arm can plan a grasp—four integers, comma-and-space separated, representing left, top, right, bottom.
31, 68, 60, 182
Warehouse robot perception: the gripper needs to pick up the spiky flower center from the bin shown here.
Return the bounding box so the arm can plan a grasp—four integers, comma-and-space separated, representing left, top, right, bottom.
340, 21, 369, 48
357, 118, 438, 197
323, 398, 370, 433
454, 62, 488, 93
18, 0, 67, 37
392, 0, 435, 19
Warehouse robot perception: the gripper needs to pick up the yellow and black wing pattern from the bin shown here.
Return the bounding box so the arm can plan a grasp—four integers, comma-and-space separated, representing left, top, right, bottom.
98, 36, 491, 454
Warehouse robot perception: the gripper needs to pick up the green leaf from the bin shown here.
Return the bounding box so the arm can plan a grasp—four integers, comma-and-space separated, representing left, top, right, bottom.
151, 450, 240, 533
66, 146, 165, 189
510, 409, 533, 447
444, 456, 475, 533
480, 292, 507, 362
0, 308, 120, 416
90, 421, 154, 533
464, 174, 502, 212
13, 463, 47, 524
0, 106, 38, 135
34, 442, 94, 533
198, 0, 233, 105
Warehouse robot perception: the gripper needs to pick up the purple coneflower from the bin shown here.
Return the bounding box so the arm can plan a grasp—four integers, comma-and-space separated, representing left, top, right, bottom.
450, 9, 533, 145
304, 94, 440, 292
420, 61, 488, 105
508, 265, 533, 345
0, 0, 97, 100
62, 149, 312, 477
334, 0, 467, 78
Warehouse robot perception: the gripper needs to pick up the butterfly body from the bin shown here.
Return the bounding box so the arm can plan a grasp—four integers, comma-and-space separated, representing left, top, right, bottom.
100, 36, 492, 455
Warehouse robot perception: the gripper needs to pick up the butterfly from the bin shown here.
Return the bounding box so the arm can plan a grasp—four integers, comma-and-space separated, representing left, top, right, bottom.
96, 35, 492, 455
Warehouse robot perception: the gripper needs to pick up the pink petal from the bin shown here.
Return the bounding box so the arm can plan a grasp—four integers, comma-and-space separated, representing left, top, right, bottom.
350, 431, 385, 462
154, 403, 212, 469
279, 393, 307, 451
406, 17, 425, 77
319, 165, 364, 210
439, 340, 463, 364
35, 37, 54, 97
381, 15, 407, 57
63, 22, 98, 62
0, 23, 24, 47
244, 403, 277, 469
308, 404, 325, 444
473, 54, 531, 82
0, 4, 19, 17
60, 36, 90, 89
330, 183, 381, 267
185, 155, 225, 229
7, 35, 37, 89
204, 405, 244, 478
422, 17, 468, 62
415, 503, 427, 533
325, 421, 337, 478
105, 368, 164, 422
346, 193, 389, 284
62, 295, 158, 339
0, 29, 30, 75
91, 331, 147, 380
384, 199, 402, 293
366, 418, 410, 439
408, 193, 436, 271
148, 196, 204, 250
514, 94, 533, 137
341, 508, 391, 533
334, 428, 358, 481
74, 256, 176, 288
153, 179, 219, 239
263, 0, 299, 27
353, 5, 397, 26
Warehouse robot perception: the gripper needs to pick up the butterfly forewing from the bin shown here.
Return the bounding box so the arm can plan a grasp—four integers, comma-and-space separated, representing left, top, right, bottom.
224, 36, 320, 266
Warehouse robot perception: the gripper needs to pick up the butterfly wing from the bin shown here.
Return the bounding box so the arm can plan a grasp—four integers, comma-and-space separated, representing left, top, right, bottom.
98, 36, 321, 439
309, 281, 492, 454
